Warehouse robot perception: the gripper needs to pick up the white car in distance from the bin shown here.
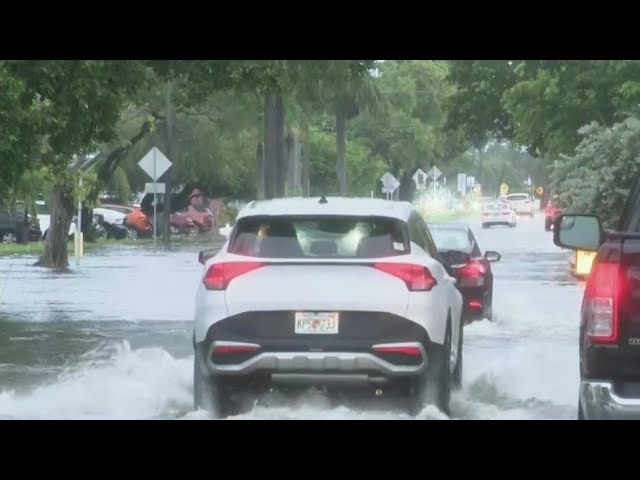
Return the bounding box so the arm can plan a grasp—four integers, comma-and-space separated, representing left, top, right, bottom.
481, 202, 517, 228
193, 196, 464, 418
505, 193, 535, 217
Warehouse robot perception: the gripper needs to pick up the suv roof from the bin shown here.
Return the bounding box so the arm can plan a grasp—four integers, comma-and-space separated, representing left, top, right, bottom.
236, 197, 416, 222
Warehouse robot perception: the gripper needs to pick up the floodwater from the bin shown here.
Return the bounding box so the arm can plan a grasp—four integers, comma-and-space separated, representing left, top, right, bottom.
0, 215, 582, 419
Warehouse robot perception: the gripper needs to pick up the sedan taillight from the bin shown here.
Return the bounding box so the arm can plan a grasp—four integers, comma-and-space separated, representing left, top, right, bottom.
457, 260, 485, 287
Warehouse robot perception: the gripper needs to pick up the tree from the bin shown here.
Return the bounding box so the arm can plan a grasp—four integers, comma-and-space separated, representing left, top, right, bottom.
351, 60, 458, 199
551, 114, 640, 228
445, 60, 516, 147
0, 62, 45, 200
445, 60, 640, 205
236, 60, 377, 198
3, 60, 148, 269
504, 61, 640, 158
306, 61, 379, 195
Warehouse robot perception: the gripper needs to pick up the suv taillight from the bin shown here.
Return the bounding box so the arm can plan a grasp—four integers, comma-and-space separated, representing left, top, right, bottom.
373, 263, 437, 291
584, 262, 622, 344
203, 261, 263, 290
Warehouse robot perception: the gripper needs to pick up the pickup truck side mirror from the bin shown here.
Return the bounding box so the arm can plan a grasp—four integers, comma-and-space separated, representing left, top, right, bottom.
553, 214, 604, 252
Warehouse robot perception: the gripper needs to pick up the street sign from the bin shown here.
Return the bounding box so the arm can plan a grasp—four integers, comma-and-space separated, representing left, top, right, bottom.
466, 176, 476, 188
380, 172, 400, 196
427, 166, 442, 181
145, 182, 166, 195
138, 147, 172, 181
138, 146, 173, 247
500, 183, 509, 195
412, 168, 427, 191
536, 186, 544, 196
457, 173, 467, 195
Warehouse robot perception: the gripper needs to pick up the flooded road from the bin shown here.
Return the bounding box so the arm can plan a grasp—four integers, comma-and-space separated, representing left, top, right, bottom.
0, 215, 584, 419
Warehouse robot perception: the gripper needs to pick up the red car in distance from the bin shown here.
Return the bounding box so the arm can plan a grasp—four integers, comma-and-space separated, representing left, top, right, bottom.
544, 195, 565, 231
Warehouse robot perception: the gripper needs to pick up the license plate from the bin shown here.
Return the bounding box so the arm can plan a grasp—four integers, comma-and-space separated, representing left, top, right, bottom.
294, 312, 339, 334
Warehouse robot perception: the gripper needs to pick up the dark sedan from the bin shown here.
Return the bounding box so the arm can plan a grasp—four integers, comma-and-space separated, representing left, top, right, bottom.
427, 222, 501, 322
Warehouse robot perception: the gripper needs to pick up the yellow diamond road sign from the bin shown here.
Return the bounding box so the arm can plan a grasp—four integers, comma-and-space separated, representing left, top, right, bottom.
536, 186, 544, 196
500, 183, 509, 195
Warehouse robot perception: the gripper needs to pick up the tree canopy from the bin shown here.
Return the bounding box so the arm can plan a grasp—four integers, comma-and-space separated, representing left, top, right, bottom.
6, 59, 640, 267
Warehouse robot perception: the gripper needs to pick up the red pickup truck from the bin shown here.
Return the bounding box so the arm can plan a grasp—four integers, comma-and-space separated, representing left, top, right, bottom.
544, 196, 565, 231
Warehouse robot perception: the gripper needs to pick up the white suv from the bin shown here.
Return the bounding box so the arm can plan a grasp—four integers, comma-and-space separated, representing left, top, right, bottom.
505, 193, 535, 217
193, 196, 464, 418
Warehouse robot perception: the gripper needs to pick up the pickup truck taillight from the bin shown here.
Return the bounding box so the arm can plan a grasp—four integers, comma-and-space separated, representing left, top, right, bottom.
584, 262, 623, 344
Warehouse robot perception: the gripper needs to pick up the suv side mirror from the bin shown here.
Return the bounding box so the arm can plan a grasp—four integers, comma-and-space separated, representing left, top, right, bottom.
198, 248, 218, 265
553, 214, 603, 252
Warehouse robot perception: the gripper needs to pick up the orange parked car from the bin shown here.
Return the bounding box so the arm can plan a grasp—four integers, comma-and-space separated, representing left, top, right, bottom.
100, 204, 152, 238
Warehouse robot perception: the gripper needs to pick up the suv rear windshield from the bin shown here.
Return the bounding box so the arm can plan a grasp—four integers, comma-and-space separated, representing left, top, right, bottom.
228, 215, 410, 259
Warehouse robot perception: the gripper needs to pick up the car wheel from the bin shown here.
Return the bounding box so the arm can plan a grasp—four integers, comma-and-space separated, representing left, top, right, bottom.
407, 320, 452, 417
452, 320, 463, 390
126, 228, 138, 240
2, 231, 17, 244
578, 396, 585, 420
485, 287, 493, 321
193, 351, 230, 419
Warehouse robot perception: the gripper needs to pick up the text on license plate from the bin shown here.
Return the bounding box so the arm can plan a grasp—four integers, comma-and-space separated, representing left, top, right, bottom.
294, 312, 339, 334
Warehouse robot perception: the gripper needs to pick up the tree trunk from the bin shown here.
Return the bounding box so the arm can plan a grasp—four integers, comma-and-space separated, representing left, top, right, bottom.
264, 94, 276, 199
293, 130, 302, 193
256, 141, 265, 200
285, 129, 302, 196
301, 121, 310, 197
540, 153, 551, 208
263, 92, 285, 199
285, 132, 293, 195
336, 109, 347, 196
162, 79, 175, 246
36, 181, 74, 269
474, 146, 483, 188
274, 94, 285, 197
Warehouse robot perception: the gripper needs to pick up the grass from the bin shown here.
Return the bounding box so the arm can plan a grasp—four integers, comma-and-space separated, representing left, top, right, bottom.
0, 233, 221, 257
0, 241, 48, 256
0, 239, 120, 257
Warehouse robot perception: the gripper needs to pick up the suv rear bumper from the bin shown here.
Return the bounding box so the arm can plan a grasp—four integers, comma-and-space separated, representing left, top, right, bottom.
194, 310, 441, 382
203, 340, 429, 377
580, 380, 640, 419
